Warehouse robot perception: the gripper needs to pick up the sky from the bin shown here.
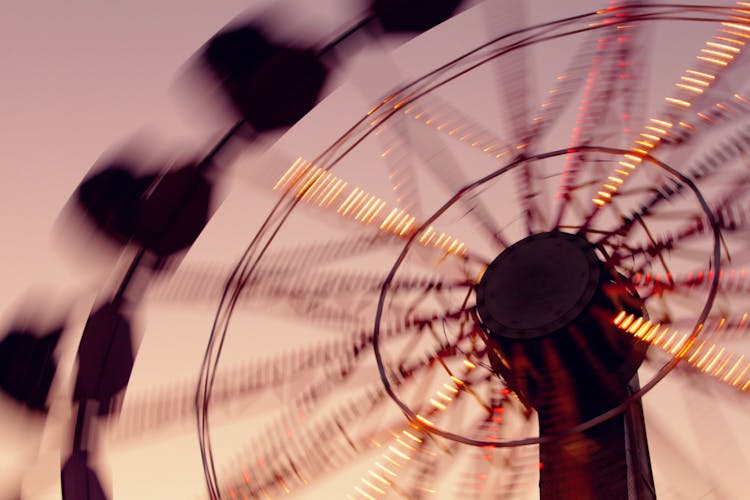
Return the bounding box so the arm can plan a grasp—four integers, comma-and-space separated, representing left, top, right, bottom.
1, 1, 750, 499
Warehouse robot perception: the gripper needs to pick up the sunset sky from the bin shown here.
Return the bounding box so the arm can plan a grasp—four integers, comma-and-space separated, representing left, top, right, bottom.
2, 1, 749, 499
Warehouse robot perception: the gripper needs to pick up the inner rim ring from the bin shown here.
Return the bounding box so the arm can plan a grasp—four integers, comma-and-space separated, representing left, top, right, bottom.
372, 145, 721, 448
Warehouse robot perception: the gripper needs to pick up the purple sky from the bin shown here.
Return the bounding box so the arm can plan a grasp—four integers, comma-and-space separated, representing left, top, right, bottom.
1, 1, 749, 498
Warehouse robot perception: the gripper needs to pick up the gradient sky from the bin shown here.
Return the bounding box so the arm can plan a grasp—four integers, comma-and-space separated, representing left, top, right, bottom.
2, 1, 750, 499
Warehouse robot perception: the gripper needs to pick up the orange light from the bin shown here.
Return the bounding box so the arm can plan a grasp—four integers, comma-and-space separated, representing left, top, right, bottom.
613, 311, 627, 325
640, 133, 662, 141
337, 188, 359, 214
675, 83, 704, 93
274, 157, 305, 190
627, 316, 644, 334
695, 344, 716, 369
416, 414, 435, 427
723, 356, 744, 381
679, 77, 709, 87
665, 97, 692, 107
687, 341, 706, 363
705, 347, 727, 373
669, 334, 688, 355
319, 179, 345, 207
402, 430, 423, 443
733, 364, 750, 387
615, 315, 750, 390
713, 35, 745, 45
361, 478, 386, 495
354, 486, 377, 500
340, 189, 364, 216
637, 321, 655, 339
368, 470, 391, 486
660, 331, 677, 350
595, 14, 745, 208
275, 158, 467, 258
419, 226, 436, 244
429, 398, 447, 411
297, 168, 325, 199
389, 445, 411, 461
443, 383, 459, 394
677, 123, 694, 133
353, 195, 376, 221
623, 153, 643, 162
722, 21, 750, 33
385, 209, 405, 232
697, 56, 729, 66
307, 172, 333, 202
379, 208, 398, 230
356, 197, 377, 221
436, 391, 452, 402
643, 324, 662, 343
706, 41, 741, 53
619, 314, 636, 330
376, 462, 397, 477
395, 437, 417, 451
700, 48, 735, 59
398, 216, 416, 237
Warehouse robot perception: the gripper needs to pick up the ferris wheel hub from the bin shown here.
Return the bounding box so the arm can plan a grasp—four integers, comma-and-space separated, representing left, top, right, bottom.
475, 231, 601, 341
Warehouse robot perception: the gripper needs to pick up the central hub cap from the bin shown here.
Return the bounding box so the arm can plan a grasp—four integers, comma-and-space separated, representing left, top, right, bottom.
475, 231, 601, 340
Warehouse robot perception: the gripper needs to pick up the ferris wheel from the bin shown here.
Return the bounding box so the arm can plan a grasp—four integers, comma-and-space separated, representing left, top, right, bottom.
2, 1, 750, 499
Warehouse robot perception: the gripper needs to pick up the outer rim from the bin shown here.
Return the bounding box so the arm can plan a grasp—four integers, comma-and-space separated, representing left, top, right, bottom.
202, 3, 734, 457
